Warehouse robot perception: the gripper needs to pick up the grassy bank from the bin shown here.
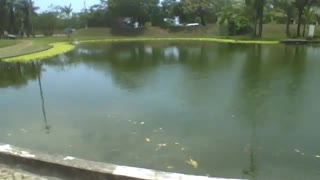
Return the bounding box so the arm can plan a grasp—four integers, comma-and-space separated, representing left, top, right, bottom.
1, 24, 319, 62
3, 42, 75, 62
73, 24, 320, 40
0, 40, 18, 48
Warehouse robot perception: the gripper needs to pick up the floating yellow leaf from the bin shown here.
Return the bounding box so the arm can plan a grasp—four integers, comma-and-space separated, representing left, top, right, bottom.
186, 159, 198, 168
316, 155, 320, 158
145, 138, 151, 142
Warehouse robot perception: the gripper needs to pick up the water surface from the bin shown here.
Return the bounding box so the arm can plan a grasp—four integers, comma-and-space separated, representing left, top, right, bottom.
1, 41, 320, 179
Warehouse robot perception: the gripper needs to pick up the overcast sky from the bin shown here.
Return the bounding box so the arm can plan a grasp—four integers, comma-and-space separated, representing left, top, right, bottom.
34, 0, 101, 12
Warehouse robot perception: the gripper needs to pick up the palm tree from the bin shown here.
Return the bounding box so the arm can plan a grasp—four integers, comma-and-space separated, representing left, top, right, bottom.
60, 3, 73, 18
0, 0, 8, 37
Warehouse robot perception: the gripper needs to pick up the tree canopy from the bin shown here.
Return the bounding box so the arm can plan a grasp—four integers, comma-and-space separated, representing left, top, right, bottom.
0, 0, 319, 38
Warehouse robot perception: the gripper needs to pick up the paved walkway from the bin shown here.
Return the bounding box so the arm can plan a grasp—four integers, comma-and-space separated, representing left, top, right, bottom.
0, 164, 60, 180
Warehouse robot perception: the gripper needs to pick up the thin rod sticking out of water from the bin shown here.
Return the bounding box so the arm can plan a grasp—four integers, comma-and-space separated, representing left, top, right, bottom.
37, 66, 50, 134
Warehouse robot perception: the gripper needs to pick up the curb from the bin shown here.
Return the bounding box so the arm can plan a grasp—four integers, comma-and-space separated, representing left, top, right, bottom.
0, 144, 247, 180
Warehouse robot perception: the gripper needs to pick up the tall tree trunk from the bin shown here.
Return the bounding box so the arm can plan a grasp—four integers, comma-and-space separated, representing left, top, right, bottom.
286, 15, 291, 37
297, 9, 303, 37
29, 0, 35, 37
0, 0, 6, 36
253, 10, 258, 38
258, 4, 264, 38
9, 1, 15, 34
302, 22, 306, 37
200, 12, 206, 26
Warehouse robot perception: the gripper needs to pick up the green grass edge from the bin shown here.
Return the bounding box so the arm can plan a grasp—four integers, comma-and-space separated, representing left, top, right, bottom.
2, 37, 279, 63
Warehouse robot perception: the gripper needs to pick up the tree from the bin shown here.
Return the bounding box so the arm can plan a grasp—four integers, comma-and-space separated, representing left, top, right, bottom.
180, 0, 215, 26
0, 0, 8, 36
274, 0, 295, 37
295, 0, 320, 37
217, 2, 252, 35
244, 0, 266, 38
302, 5, 318, 36
59, 3, 73, 18
16, 0, 38, 37
295, 0, 308, 36
0, 0, 37, 36
34, 11, 57, 36
108, 0, 159, 26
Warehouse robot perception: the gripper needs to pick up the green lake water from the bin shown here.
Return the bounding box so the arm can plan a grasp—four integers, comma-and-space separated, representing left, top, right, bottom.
1, 41, 320, 179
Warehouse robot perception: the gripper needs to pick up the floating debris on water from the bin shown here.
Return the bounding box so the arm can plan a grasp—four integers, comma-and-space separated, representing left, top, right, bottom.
316, 155, 320, 158
186, 159, 198, 168
174, 142, 180, 145
294, 149, 301, 153
145, 138, 151, 142
166, 166, 174, 169
20, 129, 28, 133
140, 122, 145, 125
128, 119, 132, 122
158, 144, 167, 147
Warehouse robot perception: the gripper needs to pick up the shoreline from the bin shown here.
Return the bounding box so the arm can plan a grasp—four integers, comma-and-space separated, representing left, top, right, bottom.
1, 37, 279, 63
2, 37, 320, 63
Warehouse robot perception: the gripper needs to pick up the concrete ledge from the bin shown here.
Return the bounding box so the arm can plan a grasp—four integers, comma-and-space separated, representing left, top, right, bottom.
280, 39, 320, 45
0, 144, 246, 180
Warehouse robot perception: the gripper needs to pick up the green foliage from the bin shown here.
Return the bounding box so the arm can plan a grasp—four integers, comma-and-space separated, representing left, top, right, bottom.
108, 0, 159, 25
217, 3, 252, 35
34, 12, 57, 36
145, 22, 152, 27
180, 0, 215, 25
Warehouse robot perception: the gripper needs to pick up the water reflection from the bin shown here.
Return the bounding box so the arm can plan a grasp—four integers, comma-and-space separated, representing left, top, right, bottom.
0, 62, 40, 89
37, 66, 50, 134
1, 42, 320, 179
0, 61, 50, 134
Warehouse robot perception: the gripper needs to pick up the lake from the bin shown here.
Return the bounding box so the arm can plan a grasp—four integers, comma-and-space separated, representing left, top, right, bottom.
1, 41, 320, 179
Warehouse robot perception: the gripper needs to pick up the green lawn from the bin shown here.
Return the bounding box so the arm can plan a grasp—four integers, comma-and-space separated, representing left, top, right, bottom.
0, 37, 67, 59
1, 24, 319, 62
0, 40, 18, 48
73, 24, 320, 41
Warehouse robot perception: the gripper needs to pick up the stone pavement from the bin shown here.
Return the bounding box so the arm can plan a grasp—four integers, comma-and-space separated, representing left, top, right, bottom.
0, 164, 60, 180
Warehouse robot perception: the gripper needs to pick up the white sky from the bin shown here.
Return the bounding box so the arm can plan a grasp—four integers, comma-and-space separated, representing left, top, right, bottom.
33, 0, 101, 12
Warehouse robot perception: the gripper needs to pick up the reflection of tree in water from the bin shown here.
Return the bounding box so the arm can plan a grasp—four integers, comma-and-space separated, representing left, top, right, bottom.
0, 62, 40, 88
238, 44, 263, 179
0, 61, 50, 134
237, 45, 308, 179
36, 63, 51, 134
